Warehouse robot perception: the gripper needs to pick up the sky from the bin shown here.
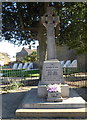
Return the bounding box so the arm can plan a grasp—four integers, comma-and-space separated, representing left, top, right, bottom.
0, 41, 28, 58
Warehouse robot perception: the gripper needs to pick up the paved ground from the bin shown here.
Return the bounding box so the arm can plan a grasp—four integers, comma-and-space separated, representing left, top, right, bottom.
1, 86, 87, 119
2, 92, 26, 119
74, 87, 87, 102
1, 87, 29, 119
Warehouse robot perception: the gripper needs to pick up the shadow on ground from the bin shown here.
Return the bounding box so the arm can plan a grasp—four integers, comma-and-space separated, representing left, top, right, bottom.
73, 87, 87, 102
2, 91, 27, 119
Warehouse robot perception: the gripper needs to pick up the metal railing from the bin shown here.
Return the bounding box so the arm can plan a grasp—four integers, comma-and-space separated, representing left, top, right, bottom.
63, 67, 87, 87
0, 68, 39, 87
0, 67, 87, 88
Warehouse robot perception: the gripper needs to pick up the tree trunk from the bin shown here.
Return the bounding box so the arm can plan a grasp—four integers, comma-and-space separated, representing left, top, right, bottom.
37, 3, 49, 78
37, 22, 47, 76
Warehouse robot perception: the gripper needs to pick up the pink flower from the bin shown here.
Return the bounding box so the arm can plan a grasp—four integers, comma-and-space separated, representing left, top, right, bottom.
47, 84, 60, 92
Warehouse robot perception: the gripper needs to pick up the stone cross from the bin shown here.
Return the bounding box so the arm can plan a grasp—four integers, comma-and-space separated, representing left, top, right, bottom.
41, 7, 59, 60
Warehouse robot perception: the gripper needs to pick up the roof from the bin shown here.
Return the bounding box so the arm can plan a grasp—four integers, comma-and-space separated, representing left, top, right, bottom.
0, 52, 9, 57
22, 47, 35, 54
16, 47, 36, 56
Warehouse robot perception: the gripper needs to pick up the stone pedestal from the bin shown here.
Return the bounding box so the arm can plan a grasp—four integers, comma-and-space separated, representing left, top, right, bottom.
38, 85, 47, 98
39, 59, 64, 85
61, 84, 69, 97
38, 84, 69, 98
38, 59, 66, 98
47, 91, 63, 102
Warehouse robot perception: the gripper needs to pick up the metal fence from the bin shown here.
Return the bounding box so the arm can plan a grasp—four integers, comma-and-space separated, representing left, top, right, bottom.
0, 67, 87, 88
0, 68, 40, 90
63, 67, 87, 87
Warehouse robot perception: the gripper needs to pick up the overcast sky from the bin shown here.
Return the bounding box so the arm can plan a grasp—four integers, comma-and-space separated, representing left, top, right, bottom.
0, 41, 28, 58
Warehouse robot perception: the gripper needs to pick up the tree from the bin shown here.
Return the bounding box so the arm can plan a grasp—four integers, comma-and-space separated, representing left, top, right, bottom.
2, 2, 87, 63
57, 2, 87, 54
21, 51, 38, 63
2, 2, 47, 66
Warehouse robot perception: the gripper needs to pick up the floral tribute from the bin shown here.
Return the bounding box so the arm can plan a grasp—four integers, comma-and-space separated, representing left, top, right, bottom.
47, 84, 60, 92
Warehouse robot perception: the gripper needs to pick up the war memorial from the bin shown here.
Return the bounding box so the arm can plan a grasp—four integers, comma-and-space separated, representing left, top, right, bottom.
16, 7, 86, 118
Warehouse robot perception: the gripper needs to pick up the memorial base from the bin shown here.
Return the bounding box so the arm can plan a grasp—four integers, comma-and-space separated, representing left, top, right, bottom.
47, 90, 63, 102
38, 84, 69, 98
47, 97, 63, 102
16, 87, 87, 118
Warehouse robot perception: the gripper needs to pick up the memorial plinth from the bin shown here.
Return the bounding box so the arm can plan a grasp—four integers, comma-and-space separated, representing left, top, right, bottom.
39, 59, 64, 85
16, 87, 87, 118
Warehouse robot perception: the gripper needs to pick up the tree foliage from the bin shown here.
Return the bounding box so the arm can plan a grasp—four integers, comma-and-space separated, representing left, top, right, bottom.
2, 2, 87, 54
2, 2, 44, 45
21, 51, 38, 63
58, 2, 87, 54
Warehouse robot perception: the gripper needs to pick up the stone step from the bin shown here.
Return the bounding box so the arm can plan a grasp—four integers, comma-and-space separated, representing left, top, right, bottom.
22, 102, 86, 109
16, 87, 87, 118
20, 87, 86, 109
16, 108, 87, 118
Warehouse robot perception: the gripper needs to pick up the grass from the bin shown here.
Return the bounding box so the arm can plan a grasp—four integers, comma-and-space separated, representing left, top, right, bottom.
2, 82, 24, 91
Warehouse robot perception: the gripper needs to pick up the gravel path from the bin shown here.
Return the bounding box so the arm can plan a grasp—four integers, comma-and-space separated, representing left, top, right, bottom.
1, 86, 87, 119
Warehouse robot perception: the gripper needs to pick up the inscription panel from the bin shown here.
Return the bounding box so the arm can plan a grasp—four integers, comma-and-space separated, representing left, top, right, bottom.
41, 60, 64, 84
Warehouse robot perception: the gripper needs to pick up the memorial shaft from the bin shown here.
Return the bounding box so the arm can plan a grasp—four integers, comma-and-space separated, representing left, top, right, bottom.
47, 23, 56, 59
41, 7, 59, 60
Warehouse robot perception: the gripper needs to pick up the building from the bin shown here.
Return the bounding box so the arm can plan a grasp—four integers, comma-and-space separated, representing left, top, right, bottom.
16, 40, 39, 61
16, 47, 36, 61
0, 52, 11, 65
